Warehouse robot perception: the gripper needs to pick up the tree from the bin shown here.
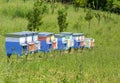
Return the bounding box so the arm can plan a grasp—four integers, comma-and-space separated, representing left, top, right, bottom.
58, 8, 68, 32
106, 0, 114, 11
7, 0, 9, 2
85, 9, 93, 29
84, 0, 87, 12
74, 0, 87, 11
96, 0, 99, 10
50, 0, 56, 14
27, 0, 45, 31
74, 0, 80, 11
23, 0, 26, 3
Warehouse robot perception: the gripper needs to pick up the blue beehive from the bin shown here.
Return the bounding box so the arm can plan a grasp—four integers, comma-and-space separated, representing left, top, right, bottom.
72, 33, 81, 49
44, 32, 55, 50
54, 34, 67, 51
38, 32, 53, 53
61, 32, 74, 50
22, 31, 40, 53
5, 32, 29, 56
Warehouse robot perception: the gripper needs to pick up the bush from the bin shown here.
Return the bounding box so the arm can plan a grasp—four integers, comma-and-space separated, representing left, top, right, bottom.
111, 7, 120, 15
58, 8, 68, 32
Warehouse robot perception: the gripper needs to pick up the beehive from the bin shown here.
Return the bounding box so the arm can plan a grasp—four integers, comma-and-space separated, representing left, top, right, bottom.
38, 32, 53, 52
21, 31, 38, 53
5, 32, 29, 56
72, 33, 81, 49
61, 32, 73, 50
22, 31, 40, 52
55, 34, 67, 51
84, 38, 95, 48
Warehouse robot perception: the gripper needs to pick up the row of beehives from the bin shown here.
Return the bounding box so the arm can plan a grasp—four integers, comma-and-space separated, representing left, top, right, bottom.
5, 31, 95, 56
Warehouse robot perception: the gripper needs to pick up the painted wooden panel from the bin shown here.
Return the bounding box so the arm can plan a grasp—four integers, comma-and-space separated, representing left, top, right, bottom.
70, 36, 72, 40
38, 37, 46, 41
28, 44, 35, 52
81, 36, 85, 41
51, 35, 55, 41
91, 39, 95, 47
19, 37, 26, 44
80, 41, 84, 47
71, 40, 74, 47
91, 42, 94, 47
79, 36, 82, 41
75, 37, 79, 41
27, 36, 32, 43
62, 37, 66, 43
67, 40, 71, 48
52, 42, 57, 49
46, 37, 51, 44
79, 35, 85, 41
33, 35, 38, 41
84, 39, 91, 48
54, 38, 58, 49
6, 37, 19, 42
35, 43, 40, 50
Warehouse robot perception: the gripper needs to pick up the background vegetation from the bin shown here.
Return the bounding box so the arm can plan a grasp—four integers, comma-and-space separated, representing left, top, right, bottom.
0, 0, 120, 82
56, 0, 120, 14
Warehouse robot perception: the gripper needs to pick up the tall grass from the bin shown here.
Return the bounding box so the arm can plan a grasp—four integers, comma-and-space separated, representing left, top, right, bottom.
0, 0, 120, 82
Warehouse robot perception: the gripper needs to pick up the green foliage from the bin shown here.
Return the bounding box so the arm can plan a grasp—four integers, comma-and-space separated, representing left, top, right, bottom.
27, 0, 45, 31
0, 1, 120, 82
58, 8, 68, 32
50, 0, 56, 14
73, 0, 119, 14
1, 1, 32, 18
6, 0, 9, 3
94, 12, 101, 25
74, 0, 87, 11
85, 9, 93, 29
102, 11, 112, 22
23, 0, 26, 3
106, 0, 114, 11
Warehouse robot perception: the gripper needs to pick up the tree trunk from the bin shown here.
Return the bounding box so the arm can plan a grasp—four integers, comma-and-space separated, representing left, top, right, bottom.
62, 0, 64, 3
88, 21, 91, 35
89, 21, 90, 29
51, 3, 55, 14
96, 0, 98, 10
84, 0, 87, 12
98, 17, 100, 25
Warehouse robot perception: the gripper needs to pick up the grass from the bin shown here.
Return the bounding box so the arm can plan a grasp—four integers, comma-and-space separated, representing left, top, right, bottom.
0, 0, 120, 82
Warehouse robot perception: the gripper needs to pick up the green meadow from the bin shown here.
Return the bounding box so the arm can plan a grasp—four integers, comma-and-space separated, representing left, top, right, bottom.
0, 0, 120, 82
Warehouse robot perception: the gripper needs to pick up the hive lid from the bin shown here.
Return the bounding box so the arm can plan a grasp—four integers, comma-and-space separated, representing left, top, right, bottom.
79, 33, 84, 36
61, 32, 73, 35
5, 31, 38, 38
6, 32, 27, 38
39, 32, 54, 36
21, 31, 38, 35
73, 33, 81, 36
55, 34, 64, 38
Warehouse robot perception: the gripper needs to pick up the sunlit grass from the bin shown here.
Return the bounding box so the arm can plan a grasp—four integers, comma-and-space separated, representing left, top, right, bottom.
0, 0, 120, 82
